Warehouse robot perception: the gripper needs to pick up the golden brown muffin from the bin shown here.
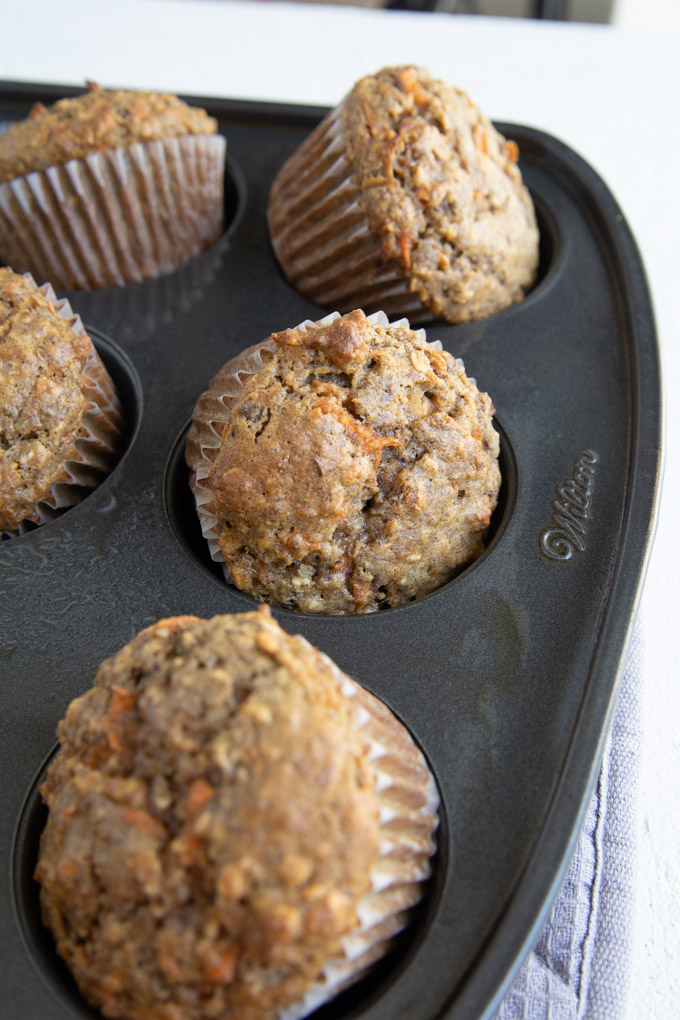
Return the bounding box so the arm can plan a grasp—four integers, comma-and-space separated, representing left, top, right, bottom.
36, 608, 438, 1020
0, 268, 123, 536
186, 309, 501, 614
0, 84, 217, 182
0, 84, 226, 290
269, 65, 539, 325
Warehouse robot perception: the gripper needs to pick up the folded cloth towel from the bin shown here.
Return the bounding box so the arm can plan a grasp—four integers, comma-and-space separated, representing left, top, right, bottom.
495, 627, 641, 1020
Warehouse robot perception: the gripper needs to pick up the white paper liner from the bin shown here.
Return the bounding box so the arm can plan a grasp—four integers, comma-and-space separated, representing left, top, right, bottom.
0, 134, 226, 290
276, 638, 439, 1020
185, 310, 448, 571
1, 273, 125, 539
268, 104, 431, 324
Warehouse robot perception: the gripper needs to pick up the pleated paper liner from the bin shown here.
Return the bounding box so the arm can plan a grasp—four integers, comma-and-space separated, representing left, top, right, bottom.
278, 638, 439, 1020
0, 134, 226, 291
1, 275, 125, 539
268, 105, 430, 325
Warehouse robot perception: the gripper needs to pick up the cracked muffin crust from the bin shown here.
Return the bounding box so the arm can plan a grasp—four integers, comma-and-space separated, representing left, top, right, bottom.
0, 268, 123, 536
0, 83, 218, 182
269, 65, 539, 325
186, 309, 501, 614
36, 609, 438, 1020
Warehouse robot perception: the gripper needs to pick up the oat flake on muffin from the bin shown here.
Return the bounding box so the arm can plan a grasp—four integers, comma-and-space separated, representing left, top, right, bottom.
186, 308, 501, 614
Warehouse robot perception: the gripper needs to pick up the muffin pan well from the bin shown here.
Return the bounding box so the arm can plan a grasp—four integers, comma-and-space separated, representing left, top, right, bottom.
1, 82, 661, 1020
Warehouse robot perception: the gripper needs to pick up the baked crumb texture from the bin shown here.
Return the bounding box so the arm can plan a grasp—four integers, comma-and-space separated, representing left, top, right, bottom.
0, 84, 218, 181
36, 609, 439, 1020
0, 85, 225, 289
187, 309, 501, 614
0, 268, 123, 536
269, 65, 539, 325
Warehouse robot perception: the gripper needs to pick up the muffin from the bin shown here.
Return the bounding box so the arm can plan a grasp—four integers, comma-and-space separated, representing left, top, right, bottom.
268, 65, 539, 325
35, 608, 439, 1020
0, 268, 124, 537
186, 308, 500, 614
0, 83, 226, 290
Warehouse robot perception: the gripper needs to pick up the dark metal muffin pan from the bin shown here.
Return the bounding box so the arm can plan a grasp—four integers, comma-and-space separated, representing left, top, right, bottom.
0, 82, 662, 1020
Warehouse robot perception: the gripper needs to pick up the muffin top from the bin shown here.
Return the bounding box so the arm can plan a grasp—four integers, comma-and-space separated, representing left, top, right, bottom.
0, 83, 218, 182
188, 309, 500, 614
342, 66, 539, 323
0, 269, 94, 532
36, 609, 382, 1020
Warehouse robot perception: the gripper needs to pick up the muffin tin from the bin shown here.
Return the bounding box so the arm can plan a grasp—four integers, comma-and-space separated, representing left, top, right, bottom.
0, 82, 662, 1020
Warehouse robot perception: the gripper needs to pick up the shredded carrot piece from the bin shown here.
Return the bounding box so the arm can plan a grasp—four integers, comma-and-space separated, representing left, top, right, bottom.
56, 858, 79, 878
254, 559, 270, 585
506, 140, 519, 163
150, 615, 200, 636
363, 175, 391, 188
176, 833, 202, 866
313, 398, 401, 457
204, 943, 238, 983
158, 938, 183, 981
331, 552, 353, 577
187, 778, 216, 819
280, 529, 321, 555
109, 685, 136, 717
398, 68, 417, 93
106, 728, 124, 753
399, 233, 413, 270
380, 134, 404, 179
396, 68, 430, 107
351, 574, 371, 611
85, 746, 111, 767
473, 124, 489, 155
121, 808, 165, 837
362, 100, 380, 138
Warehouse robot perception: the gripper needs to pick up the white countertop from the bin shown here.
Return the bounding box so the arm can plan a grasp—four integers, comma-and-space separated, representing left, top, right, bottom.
2, 1, 678, 1016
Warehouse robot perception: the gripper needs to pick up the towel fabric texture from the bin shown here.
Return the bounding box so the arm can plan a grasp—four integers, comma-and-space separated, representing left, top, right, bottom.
495, 628, 641, 1020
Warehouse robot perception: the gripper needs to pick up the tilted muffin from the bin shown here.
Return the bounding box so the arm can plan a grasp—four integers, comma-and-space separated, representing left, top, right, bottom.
0, 268, 124, 537
0, 83, 226, 290
186, 309, 500, 614
36, 609, 439, 1020
269, 65, 539, 325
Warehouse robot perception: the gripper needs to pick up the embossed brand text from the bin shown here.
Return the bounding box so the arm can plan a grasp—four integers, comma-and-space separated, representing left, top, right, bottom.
540, 450, 599, 561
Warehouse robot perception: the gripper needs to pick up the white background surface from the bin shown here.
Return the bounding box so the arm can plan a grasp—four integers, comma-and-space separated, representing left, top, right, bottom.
1, 1, 678, 1016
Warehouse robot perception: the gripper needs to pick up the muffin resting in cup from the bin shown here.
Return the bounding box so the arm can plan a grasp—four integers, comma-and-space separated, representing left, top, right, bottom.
0, 268, 124, 537
269, 65, 539, 325
0, 84, 226, 290
36, 609, 439, 1020
186, 309, 501, 614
